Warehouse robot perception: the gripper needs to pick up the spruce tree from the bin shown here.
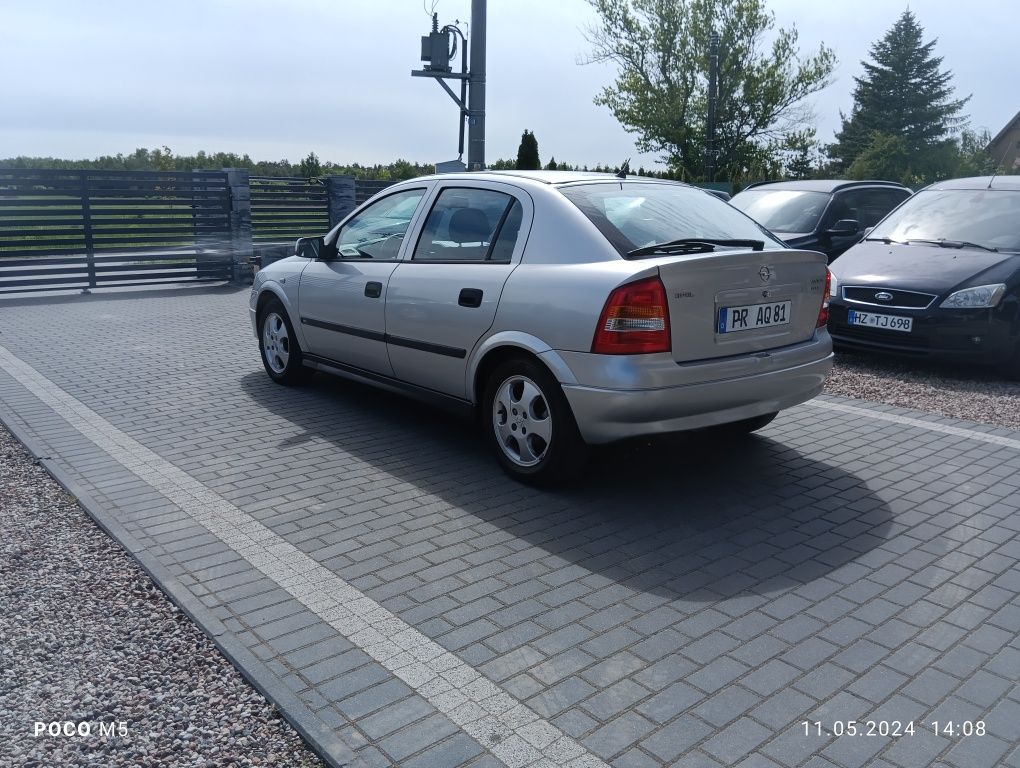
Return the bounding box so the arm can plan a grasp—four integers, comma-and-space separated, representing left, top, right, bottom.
516, 130, 541, 170
831, 10, 969, 172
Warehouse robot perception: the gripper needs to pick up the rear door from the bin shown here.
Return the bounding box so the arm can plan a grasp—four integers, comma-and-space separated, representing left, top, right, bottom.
657, 249, 828, 363
385, 182, 531, 398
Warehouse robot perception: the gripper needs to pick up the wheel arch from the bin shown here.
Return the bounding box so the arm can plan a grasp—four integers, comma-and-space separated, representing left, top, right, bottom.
255, 283, 309, 350
469, 332, 578, 407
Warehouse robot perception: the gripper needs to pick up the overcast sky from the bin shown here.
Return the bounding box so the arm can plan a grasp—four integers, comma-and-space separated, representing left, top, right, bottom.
1, 0, 1014, 169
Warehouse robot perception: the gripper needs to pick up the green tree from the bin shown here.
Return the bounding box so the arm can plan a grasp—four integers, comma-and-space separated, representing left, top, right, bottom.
516, 130, 541, 170
150, 145, 176, 171
545, 156, 558, 170
782, 130, 817, 180
582, 0, 835, 181
955, 128, 997, 176
846, 133, 912, 183
487, 157, 517, 170
299, 151, 321, 177
830, 10, 969, 177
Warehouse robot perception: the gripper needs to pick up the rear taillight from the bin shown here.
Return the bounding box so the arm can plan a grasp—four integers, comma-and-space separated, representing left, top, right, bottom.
592, 275, 671, 354
817, 268, 831, 328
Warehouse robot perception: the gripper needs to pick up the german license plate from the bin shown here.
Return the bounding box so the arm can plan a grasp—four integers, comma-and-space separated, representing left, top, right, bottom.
718, 300, 792, 333
847, 310, 913, 333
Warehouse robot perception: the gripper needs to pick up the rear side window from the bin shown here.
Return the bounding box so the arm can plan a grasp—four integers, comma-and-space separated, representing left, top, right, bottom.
413, 188, 522, 262
562, 182, 785, 256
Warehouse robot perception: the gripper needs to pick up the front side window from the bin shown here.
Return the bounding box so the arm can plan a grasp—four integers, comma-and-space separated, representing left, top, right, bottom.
869, 189, 1020, 252
331, 189, 425, 259
563, 182, 785, 256
852, 189, 911, 228
730, 189, 831, 234
413, 187, 522, 261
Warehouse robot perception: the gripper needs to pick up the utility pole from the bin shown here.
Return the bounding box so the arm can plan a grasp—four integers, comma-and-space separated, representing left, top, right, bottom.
411, 1, 486, 171
706, 31, 719, 182
466, 0, 486, 170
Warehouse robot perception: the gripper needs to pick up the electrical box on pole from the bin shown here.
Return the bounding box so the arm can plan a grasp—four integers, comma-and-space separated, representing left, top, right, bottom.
411, 3, 485, 170
421, 14, 452, 73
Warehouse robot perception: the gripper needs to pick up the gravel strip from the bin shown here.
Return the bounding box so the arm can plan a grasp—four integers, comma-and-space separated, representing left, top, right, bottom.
0, 426, 323, 768
825, 349, 1020, 431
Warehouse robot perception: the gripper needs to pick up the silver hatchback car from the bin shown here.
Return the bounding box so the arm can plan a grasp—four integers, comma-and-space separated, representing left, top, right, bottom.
250, 171, 833, 483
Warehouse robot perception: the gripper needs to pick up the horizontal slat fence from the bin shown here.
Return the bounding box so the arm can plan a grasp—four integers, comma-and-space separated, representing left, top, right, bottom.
354, 179, 396, 205
250, 176, 330, 243
0, 169, 233, 293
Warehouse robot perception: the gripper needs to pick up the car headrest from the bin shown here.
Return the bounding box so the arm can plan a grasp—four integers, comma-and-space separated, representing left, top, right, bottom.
448, 208, 491, 244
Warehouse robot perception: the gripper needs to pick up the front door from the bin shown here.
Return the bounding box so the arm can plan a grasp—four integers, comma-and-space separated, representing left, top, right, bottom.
385, 183, 530, 398
298, 187, 428, 375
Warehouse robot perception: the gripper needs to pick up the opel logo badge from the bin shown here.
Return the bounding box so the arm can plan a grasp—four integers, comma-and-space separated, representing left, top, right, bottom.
875, 291, 893, 301
759, 266, 773, 283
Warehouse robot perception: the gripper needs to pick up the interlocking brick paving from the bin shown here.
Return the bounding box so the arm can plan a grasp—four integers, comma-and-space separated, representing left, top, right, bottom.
1, 286, 1017, 767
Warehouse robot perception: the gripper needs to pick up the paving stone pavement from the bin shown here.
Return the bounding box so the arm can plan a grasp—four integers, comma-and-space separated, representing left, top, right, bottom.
1, 285, 1018, 768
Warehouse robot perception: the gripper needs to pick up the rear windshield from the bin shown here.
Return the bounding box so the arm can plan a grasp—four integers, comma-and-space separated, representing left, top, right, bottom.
869, 188, 1020, 252
729, 189, 830, 233
560, 182, 784, 256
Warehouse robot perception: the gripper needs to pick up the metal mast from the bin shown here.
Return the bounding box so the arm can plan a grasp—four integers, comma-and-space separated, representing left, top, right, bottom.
466, 0, 486, 170
706, 31, 720, 182
412, 1, 486, 170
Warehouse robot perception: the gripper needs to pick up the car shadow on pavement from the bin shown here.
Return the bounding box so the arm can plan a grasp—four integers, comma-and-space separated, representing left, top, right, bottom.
239, 370, 892, 601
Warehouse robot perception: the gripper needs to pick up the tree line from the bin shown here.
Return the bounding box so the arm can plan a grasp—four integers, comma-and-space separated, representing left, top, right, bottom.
0, 148, 434, 181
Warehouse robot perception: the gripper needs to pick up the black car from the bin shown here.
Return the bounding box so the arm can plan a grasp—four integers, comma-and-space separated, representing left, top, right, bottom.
828, 176, 1020, 378
730, 180, 912, 262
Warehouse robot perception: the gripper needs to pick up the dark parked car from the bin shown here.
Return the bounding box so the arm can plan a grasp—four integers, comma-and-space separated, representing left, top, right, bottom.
828, 176, 1020, 378
730, 180, 912, 262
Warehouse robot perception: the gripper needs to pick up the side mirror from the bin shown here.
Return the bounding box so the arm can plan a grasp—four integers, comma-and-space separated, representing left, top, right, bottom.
826, 219, 860, 237
295, 236, 326, 260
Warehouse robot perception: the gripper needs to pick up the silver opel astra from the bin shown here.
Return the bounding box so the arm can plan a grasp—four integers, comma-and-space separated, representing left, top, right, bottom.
250, 171, 833, 483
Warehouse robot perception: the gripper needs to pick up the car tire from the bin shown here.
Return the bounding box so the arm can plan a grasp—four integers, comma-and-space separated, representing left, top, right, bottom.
482, 357, 588, 485
258, 298, 311, 386
705, 411, 778, 436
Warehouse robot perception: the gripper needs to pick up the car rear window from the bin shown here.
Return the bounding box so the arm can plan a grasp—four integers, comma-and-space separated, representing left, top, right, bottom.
869, 189, 1020, 252
560, 182, 784, 256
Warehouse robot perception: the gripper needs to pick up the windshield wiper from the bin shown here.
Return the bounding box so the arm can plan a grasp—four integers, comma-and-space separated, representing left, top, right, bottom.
912, 238, 999, 253
865, 236, 998, 253
627, 238, 765, 258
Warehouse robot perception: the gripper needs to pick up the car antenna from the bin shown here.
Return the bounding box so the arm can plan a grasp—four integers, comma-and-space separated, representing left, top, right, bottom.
616, 159, 631, 179
987, 135, 1015, 189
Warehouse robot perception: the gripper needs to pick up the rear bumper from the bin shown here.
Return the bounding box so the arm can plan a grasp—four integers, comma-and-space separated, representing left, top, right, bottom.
560, 340, 833, 444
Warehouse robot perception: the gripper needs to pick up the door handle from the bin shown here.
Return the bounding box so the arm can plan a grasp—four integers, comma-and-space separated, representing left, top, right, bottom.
364, 281, 382, 298
459, 288, 483, 308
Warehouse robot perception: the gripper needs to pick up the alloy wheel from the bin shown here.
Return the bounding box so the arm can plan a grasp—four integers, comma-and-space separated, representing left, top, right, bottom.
492, 375, 552, 467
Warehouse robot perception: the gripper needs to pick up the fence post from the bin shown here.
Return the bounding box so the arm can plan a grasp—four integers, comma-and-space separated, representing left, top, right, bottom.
326, 175, 356, 228
223, 168, 252, 283
79, 171, 97, 292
